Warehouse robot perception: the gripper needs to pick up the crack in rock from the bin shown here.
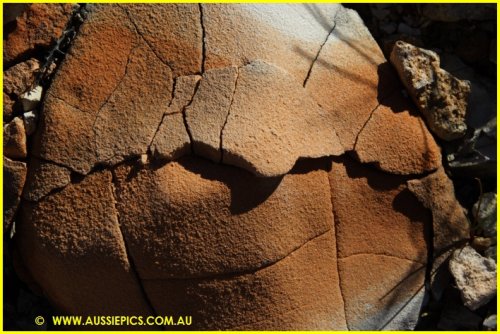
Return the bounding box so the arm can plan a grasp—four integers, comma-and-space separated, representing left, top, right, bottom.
109, 170, 163, 327
199, 4, 206, 74
219, 66, 240, 163
303, 12, 338, 87
121, 5, 175, 73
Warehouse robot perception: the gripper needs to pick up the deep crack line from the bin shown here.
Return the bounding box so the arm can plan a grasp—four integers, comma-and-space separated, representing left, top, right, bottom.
303, 12, 338, 87
121, 5, 174, 73
340, 252, 426, 265
327, 167, 350, 330
199, 4, 206, 74
182, 80, 202, 154
352, 102, 380, 152
109, 170, 164, 329
219, 66, 240, 163
147, 77, 178, 155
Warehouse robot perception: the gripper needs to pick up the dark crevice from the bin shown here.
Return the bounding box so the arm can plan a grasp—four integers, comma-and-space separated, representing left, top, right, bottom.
181, 80, 202, 154
339, 252, 426, 265
4, 5, 87, 74
352, 102, 381, 152
109, 170, 163, 328
147, 77, 178, 156
35, 5, 89, 88
199, 4, 206, 73
303, 19, 337, 87
30, 153, 78, 174
219, 66, 240, 163
121, 5, 174, 73
327, 167, 350, 330
143, 228, 332, 282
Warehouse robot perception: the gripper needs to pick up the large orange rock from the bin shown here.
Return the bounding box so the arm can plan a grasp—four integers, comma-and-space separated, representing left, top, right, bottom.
13, 4, 469, 330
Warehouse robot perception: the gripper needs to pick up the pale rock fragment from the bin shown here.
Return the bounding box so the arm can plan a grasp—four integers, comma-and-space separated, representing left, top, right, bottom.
390, 41, 471, 141
449, 245, 496, 311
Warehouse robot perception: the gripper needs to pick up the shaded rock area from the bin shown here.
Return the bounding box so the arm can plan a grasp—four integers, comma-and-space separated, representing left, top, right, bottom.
3, 3, 494, 331
3, 3, 87, 330
345, 3, 497, 330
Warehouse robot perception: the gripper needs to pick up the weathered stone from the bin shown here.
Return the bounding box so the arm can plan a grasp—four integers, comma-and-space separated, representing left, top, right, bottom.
32, 95, 96, 174
4, 157, 27, 233
113, 156, 334, 279
144, 231, 347, 330
330, 156, 429, 330
407, 167, 470, 254
121, 4, 203, 76
305, 6, 400, 150
330, 156, 430, 263
22, 158, 71, 202
339, 255, 426, 330
449, 245, 496, 311
47, 5, 138, 114
34, 5, 173, 174
19, 85, 42, 112
150, 75, 200, 160
472, 192, 497, 238
14, 4, 461, 330
186, 66, 238, 162
16, 171, 156, 323
203, 4, 340, 83
93, 42, 173, 166
167, 75, 202, 116
4, 93, 15, 121
4, 4, 75, 63
4, 117, 27, 160
354, 90, 441, 175
3, 59, 40, 97
222, 61, 344, 177
390, 41, 471, 141
150, 113, 191, 161
483, 314, 497, 330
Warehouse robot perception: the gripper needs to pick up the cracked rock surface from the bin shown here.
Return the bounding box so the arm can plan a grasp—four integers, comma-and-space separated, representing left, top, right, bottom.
9, 4, 472, 330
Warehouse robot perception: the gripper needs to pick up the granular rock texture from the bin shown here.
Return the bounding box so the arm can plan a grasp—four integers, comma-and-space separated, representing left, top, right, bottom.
4, 157, 27, 233
22, 158, 71, 202
4, 4, 75, 63
10, 4, 472, 331
449, 246, 497, 311
4, 117, 27, 160
390, 41, 471, 141
17, 171, 155, 321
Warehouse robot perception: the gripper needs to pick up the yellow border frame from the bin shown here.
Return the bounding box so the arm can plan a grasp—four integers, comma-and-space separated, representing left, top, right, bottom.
0, 1, 498, 333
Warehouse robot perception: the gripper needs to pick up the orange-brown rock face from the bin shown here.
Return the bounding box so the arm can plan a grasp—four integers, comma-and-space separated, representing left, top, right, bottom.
13, 4, 469, 331
3, 4, 75, 63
